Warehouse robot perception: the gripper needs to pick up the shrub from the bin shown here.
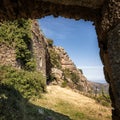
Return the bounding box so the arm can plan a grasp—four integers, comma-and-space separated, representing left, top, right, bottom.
71, 72, 80, 85
49, 49, 61, 69
25, 58, 36, 71
47, 39, 54, 47
78, 69, 83, 74
63, 69, 80, 85
49, 73, 56, 82
95, 94, 111, 107
0, 65, 46, 99
61, 81, 67, 88
0, 19, 36, 71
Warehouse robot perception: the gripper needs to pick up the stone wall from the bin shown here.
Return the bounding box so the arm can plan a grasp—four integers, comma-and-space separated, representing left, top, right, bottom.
31, 20, 48, 76
0, 44, 20, 68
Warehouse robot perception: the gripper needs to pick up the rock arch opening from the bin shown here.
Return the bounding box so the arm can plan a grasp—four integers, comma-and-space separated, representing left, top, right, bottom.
0, 0, 119, 119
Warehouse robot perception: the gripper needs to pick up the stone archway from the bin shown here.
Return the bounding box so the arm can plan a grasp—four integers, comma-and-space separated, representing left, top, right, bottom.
0, 0, 120, 119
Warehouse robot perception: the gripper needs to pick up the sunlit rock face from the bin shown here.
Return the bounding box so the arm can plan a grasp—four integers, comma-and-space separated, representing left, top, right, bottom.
50, 46, 91, 92
0, 0, 120, 119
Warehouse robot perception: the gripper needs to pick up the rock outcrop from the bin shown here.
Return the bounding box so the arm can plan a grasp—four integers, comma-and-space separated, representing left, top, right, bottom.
49, 46, 91, 92
31, 20, 50, 76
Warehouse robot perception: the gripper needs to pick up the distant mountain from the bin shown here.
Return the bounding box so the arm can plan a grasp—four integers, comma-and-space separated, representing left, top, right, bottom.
88, 81, 109, 94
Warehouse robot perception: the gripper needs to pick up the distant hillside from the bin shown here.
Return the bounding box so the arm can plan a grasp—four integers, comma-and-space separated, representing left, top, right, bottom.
88, 81, 109, 94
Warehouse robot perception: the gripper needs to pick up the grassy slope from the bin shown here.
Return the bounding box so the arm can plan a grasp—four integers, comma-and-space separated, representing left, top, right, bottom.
31, 85, 112, 120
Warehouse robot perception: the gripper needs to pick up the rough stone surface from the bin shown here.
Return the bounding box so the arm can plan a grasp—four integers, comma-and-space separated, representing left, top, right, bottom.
51, 46, 91, 92
95, 1, 120, 119
31, 20, 49, 76
0, 44, 20, 68
96, 0, 120, 43
0, 0, 102, 21
54, 46, 76, 70
43, 0, 105, 9
107, 23, 120, 120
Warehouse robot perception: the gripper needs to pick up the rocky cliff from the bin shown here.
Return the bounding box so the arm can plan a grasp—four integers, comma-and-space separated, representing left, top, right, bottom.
48, 45, 91, 92
48, 45, 109, 93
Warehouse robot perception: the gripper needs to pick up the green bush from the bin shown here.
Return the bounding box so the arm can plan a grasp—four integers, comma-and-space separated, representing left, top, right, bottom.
63, 69, 80, 85
71, 72, 80, 84
95, 94, 111, 107
49, 48, 61, 69
0, 65, 46, 99
61, 81, 67, 88
49, 73, 56, 82
0, 19, 36, 71
25, 58, 36, 71
47, 39, 54, 47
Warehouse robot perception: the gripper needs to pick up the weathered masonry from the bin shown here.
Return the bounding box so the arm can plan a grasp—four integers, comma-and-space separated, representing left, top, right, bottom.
0, 0, 119, 119
0, 20, 49, 77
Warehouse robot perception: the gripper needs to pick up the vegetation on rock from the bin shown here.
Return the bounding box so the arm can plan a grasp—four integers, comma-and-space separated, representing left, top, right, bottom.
0, 19, 48, 120
0, 65, 46, 99
0, 19, 36, 71
47, 39, 62, 69
47, 41, 85, 91
63, 68, 80, 85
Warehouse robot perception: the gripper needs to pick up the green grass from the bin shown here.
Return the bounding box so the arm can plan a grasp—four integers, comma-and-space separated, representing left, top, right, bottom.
32, 86, 111, 120
55, 100, 94, 120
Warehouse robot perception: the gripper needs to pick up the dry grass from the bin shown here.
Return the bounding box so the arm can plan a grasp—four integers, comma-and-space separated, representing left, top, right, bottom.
31, 85, 112, 120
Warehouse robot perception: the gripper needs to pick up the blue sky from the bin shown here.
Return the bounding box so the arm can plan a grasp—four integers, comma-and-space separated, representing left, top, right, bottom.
38, 16, 106, 83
